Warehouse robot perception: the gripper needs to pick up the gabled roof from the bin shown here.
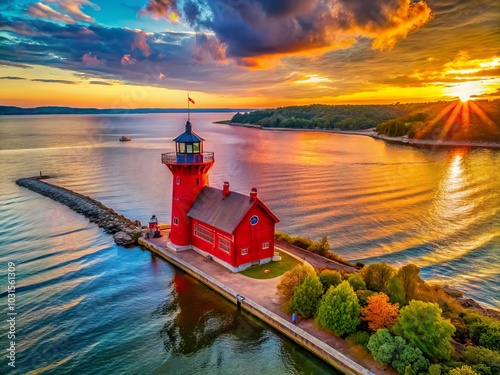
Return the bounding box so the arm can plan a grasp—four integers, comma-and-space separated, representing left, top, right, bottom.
188, 186, 279, 234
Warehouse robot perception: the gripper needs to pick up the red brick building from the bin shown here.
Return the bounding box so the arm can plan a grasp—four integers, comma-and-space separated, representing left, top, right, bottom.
162, 120, 279, 272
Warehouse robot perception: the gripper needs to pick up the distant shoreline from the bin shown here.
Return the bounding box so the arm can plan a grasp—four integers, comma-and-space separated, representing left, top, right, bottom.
0, 106, 251, 116
219, 121, 500, 150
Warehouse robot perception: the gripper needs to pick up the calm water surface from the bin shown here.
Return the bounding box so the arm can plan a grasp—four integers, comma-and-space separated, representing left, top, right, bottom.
0, 113, 499, 374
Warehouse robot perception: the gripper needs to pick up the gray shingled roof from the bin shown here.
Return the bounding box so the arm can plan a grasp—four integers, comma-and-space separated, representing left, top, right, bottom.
188, 186, 278, 234
173, 131, 204, 143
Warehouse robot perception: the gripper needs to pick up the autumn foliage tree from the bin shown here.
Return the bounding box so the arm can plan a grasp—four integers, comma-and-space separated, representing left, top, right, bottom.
277, 264, 314, 306
361, 292, 400, 332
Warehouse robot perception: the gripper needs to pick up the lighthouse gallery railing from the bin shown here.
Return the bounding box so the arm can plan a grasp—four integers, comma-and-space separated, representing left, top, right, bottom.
161, 152, 214, 165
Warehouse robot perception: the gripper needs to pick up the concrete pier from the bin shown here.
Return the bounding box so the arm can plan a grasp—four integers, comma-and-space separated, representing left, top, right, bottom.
139, 232, 376, 375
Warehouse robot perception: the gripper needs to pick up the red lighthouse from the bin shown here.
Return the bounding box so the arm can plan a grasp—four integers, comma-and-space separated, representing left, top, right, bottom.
162, 119, 279, 271
162, 120, 214, 250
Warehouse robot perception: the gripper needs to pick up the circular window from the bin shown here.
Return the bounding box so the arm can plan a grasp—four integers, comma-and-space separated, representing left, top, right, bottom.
250, 215, 259, 226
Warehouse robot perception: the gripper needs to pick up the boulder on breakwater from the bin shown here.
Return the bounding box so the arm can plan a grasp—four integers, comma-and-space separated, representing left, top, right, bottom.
16, 177, 145, 246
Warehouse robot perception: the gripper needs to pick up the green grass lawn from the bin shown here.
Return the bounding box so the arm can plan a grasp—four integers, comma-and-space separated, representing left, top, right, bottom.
239, 251, 301, 279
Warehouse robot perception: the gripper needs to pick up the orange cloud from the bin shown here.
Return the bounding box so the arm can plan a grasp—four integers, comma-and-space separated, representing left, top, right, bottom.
27, 2, 75, 24
139, 0, 179, 23
82, 52, 103, 66
132, 30, 151, 57
120, 54, 136, 65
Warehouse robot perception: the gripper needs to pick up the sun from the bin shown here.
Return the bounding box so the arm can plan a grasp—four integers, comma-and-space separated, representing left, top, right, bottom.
445, 81, 487, 102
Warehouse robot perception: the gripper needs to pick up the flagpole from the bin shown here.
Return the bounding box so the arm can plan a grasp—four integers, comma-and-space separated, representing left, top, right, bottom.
187, 92, 190, 122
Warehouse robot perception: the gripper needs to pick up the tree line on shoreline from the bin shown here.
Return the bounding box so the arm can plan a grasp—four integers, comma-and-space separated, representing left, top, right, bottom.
273, 233, 499, 375
231, 100, 500, 143
276, 256, 499, 375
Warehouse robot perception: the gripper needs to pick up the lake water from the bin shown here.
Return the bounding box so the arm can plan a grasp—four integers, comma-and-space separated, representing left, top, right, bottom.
0, 113, 499, 374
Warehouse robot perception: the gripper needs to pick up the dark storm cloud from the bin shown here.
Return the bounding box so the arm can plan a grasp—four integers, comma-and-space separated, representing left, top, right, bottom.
141, 0, 432, 66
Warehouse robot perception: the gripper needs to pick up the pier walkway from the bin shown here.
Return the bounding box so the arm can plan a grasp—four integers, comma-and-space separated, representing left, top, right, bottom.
140, 230, 390, 375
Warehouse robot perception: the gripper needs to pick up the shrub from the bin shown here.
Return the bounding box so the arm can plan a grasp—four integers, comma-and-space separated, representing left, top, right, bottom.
318, 270, 342, 292
361, 292, 399, 332
462, 346, 500, 375
289, 274, 323, 318
346, 331, 371, 347
428, 364, 441, 375
367, 328, 429, 374
367, 328, 399, 365
292, 236, 314, 249
277, 264, 314, 305
347, 274, 367, 291
469, 319, 500, 350
449, 365, 480, 375
392, 344, 429, 374
361, 263, 395, 292
316, 281, 361, 336
393, 300, 455, 360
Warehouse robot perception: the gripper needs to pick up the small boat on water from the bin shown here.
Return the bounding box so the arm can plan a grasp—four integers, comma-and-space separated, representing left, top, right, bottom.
119, 136, 131, 142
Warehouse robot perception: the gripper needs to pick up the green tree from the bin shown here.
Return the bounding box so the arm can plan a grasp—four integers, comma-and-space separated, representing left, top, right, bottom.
361, 263, 395, 292
392, 345, 429, 374
397, 264, 421, 301
367, 328, 404, 365
289, 274, 323, 318
347, 274, 367, 290
318, 269, 342, 292
367, 329, 429, 375
277, 264, 314, 305
388, 275, 407, 306
307, 236, 330, 257
449, 365, 480, 375
393, 300, 455, 360
316, 281, 361, 336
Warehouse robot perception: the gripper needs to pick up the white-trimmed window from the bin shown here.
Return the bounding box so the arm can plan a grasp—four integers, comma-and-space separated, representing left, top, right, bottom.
219, 237, 231, 253
173, 217, 179, 225
241, 248, 248, 255
262, 242, 269, 249
194, 224, 214, 244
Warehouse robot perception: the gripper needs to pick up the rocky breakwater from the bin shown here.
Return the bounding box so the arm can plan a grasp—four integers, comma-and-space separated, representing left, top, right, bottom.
16, 177, 145, 246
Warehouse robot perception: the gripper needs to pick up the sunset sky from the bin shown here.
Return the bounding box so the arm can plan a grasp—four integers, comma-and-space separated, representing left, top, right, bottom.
0, 0, 499, 108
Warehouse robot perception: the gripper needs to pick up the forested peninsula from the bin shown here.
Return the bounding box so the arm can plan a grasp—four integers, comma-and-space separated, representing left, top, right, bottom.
230, 100, 500, 143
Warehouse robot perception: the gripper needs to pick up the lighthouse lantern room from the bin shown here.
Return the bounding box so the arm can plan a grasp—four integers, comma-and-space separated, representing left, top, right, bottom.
162, 119, 279, 272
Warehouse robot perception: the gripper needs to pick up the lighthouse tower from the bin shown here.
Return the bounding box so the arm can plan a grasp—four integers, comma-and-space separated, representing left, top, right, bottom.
161, 120, 214, 250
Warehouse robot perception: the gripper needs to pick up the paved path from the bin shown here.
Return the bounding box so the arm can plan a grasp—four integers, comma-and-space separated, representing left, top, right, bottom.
275, 239, 358, 273
144, 231, 393, 375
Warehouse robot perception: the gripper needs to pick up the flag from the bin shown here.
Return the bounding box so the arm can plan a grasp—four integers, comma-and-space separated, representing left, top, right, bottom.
188, 97, 195, 104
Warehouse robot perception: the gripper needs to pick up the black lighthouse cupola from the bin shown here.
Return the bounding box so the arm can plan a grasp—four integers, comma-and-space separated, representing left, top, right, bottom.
173, 120, 205, 163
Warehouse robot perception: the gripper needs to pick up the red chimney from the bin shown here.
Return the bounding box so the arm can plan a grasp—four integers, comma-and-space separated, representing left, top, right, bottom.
250, 187, 257, 200
222, 181, 230, 197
